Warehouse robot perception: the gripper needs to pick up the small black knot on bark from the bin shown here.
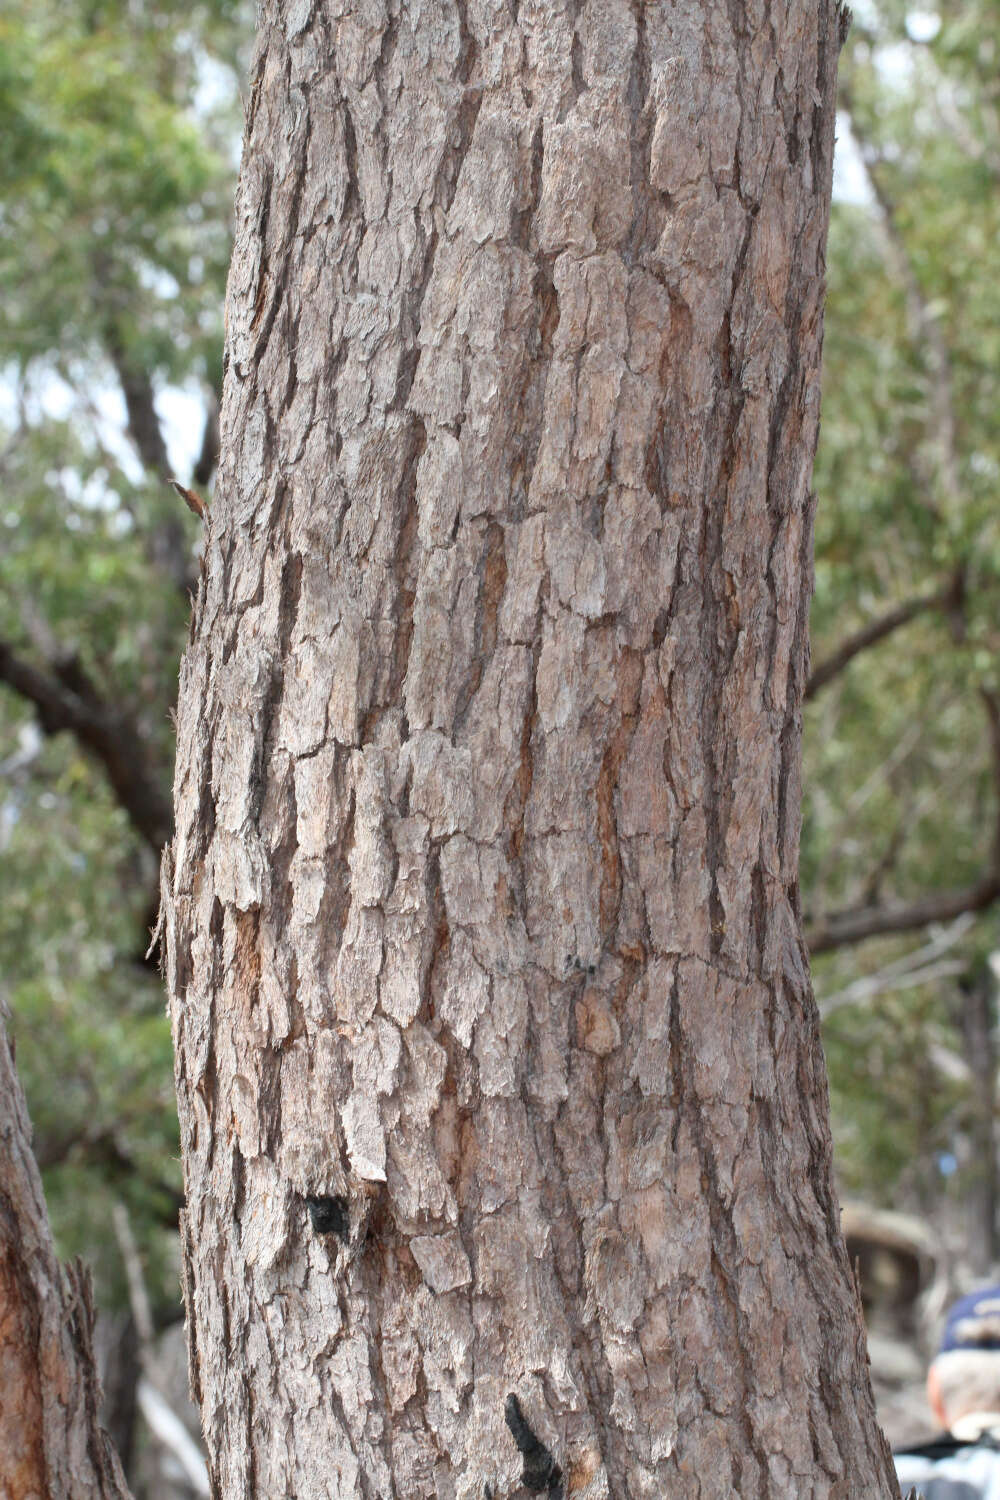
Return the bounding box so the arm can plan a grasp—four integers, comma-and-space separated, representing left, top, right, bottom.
503, 1394, 563, 1497
305, 1195, 350, 1241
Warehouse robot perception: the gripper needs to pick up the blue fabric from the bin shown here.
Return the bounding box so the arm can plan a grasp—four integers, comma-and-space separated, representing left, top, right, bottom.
941, 1289, 1000, 1353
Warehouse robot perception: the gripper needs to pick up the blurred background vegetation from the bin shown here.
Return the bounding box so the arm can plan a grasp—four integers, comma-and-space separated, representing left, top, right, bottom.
1, 0, 998, 1488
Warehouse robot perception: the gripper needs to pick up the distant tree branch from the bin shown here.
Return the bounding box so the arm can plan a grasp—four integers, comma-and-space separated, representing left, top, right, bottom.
807, 875, 1000, 954
191, 389, 220, 490
35, 1129, 183, 1231
806, 570, 965, 699
94, 258, 197, 592
807, 688, 1000, 953
818, 915, 973, 1019
0, 639, 171, 852
106, 337, 192, 593
105, 332, 171, 480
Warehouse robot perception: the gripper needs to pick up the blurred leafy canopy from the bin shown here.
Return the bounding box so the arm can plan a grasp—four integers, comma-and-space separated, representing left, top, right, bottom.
808, 0, 1000, 1226
0, 0, 249, 1319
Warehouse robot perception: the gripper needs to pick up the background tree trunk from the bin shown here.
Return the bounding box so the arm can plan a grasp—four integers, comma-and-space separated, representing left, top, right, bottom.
956, 969, 999, 1276
0, 1011, 132, 1500
164, 2, 900, 1494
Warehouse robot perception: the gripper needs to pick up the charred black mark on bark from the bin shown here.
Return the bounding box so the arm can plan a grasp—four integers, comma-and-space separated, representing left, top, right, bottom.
278, 549, 304, 659
306, 1194, 351, 1241
504, 1395, 564, 1497
231, 1143, 247, 1231
422, 845, 450, 1025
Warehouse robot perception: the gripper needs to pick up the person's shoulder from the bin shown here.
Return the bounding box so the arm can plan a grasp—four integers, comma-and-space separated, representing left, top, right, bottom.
895, 1433, 996, 1462
895, 1431, 1000, 1500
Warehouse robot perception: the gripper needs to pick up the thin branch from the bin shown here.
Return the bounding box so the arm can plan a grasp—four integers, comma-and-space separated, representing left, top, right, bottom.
95, 260, 194, 592
807, 875, 1000, 954
0, 639, 172, 852
982, 685, 1000, 858
105, 336, 171, 479
137, 1383, 210, 1497
806, 570, 965, 699
807, 689, 1000, 953
191, 388, 220, 490
818, 915, 974, 1016
34, 1128, 183, 1229
112, 1204, 157, 1350
112, 1204, 210, 1497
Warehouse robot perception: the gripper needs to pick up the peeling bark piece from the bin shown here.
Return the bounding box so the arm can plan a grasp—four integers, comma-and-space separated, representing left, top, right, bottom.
409, 1231, 472, 1294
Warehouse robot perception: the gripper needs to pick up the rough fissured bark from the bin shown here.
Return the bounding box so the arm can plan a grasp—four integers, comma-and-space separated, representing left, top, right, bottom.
0, 1013, 132, 1500
164, 2, 900, 1495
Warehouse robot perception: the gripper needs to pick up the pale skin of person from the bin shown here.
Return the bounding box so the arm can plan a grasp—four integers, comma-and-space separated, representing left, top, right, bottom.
926, 1355, 1000, 1430
928, 1365, 952, 1428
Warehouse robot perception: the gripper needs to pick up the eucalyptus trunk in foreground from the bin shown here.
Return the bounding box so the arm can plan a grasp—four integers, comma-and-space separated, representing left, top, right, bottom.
163, 2, 899, 1494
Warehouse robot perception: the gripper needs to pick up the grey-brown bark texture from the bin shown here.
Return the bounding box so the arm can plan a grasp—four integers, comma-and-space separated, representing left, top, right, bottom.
163, 2, 900, 1495
0, 1011, 132, 1500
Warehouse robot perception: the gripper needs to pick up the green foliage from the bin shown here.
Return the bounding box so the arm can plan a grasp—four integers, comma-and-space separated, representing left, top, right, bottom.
807, 0, 1000, 1228
0, 0, 248, 1324
0, 2, 241, 381
0, 423, 189, 747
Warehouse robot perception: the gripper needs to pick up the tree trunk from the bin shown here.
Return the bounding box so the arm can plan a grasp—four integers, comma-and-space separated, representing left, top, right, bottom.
163, 2, 899, 1494
958, 970, 999, 1276
0, 1011, 132, 1500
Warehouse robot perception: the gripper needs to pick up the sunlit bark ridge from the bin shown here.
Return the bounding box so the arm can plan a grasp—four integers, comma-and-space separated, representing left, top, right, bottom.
164, 3, 899, 1495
